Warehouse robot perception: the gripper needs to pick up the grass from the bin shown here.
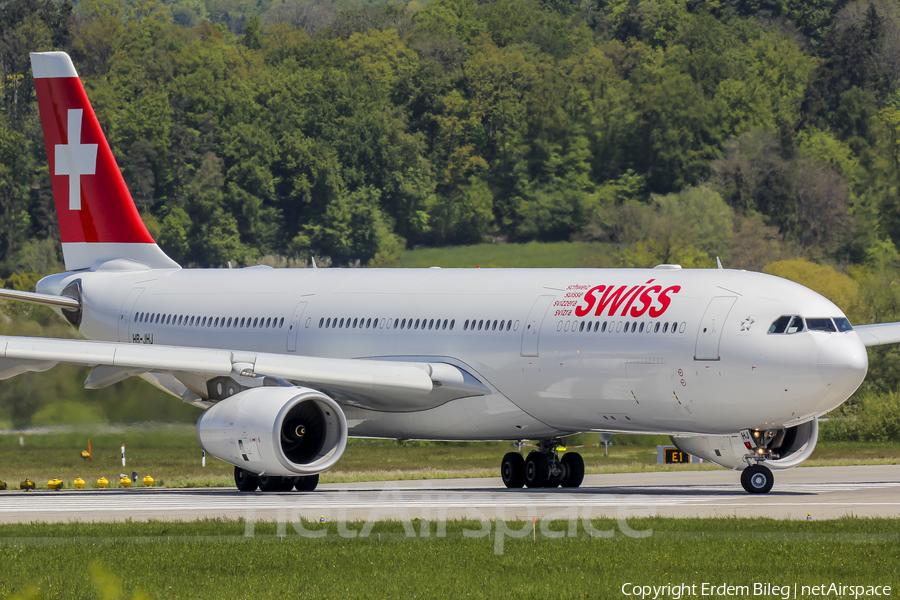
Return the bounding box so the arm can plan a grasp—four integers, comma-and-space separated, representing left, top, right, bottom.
0, 427, 898, 490
0, 518, 896, 599
400, 240, 614, 268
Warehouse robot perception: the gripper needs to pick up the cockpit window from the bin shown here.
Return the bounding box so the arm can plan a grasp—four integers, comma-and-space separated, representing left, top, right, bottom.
768, 316, 791, 334
806, 318, 836, 332
834, 317, 853, 332
786, 316, 805, 334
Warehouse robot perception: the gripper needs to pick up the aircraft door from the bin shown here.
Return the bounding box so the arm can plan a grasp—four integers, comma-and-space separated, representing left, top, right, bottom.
521, 295, 555, 357
286, 301, 308, 352
118, 288, 144, 342
694, 296, 737, 360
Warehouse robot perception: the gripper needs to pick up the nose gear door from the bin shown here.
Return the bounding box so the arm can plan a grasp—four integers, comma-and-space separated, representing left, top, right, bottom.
694, 296, 737, 360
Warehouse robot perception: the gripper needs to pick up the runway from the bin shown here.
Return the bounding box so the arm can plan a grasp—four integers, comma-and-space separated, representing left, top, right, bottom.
0, 465, 898, 523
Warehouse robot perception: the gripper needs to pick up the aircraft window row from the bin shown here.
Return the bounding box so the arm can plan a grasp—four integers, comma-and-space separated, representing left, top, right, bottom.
768, 316, 852, 334
557, 320, 685, 334
318, 317, 456, 331
134, 312, 285, 329
463, 319, 517, 332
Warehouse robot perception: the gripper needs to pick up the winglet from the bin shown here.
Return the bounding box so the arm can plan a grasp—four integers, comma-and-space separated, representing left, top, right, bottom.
30, 52, 178, 271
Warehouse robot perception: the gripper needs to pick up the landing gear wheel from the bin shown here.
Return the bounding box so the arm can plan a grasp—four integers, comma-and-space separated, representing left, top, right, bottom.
234, 467, 258, 492
294, 474, 319, 492
560, 452, 585, 488
741, 464, 774, 494
524, 451, 549, 488
280, 477, 300, 491
258, 475, 284, 492
501, 452, 525, 488
545, 471, 562, 488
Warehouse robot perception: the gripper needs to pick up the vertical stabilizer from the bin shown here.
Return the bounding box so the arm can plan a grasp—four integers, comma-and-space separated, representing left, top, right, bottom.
31, 51, 179, 271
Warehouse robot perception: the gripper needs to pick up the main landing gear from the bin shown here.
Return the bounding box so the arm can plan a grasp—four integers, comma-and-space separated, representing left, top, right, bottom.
740, 428, 777, 494
234, 466, 319, 492
501, 439, 585, 489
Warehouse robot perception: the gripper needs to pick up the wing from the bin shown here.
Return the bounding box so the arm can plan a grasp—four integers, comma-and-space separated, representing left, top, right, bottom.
853, 323, 900, 347
0, 336, 488, 411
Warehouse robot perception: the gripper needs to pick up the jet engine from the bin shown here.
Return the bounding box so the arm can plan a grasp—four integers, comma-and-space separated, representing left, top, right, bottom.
197, 386, 348, 477
670, 418, 819, 471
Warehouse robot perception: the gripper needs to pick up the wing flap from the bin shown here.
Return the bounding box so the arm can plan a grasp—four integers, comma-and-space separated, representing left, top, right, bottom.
253, 353, 434, 395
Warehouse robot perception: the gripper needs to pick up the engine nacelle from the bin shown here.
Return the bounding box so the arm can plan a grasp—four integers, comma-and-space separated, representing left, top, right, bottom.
670, 418, 819, 471
197, 386, 348, 477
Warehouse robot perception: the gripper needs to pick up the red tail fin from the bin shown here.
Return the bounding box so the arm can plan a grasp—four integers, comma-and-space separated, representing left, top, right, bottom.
31, 52, 178, 271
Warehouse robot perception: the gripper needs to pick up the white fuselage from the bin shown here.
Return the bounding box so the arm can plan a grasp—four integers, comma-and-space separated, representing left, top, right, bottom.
37, 265, 869, 441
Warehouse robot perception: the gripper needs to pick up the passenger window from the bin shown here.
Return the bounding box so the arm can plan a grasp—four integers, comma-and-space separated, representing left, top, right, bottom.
280, 318, 285, 327
834, 317, 853, 332
506, 320, 511, 331
214, 317, 219, 327
450, 319, 455, 330
601, 321, 607, 332
367, 318, 372, 328
639, 322, 644, 333
478, 320, 484, 330
319, 318, 324, 328
807, 318, 836, 332
654, 322, 660, 333
786, 316, 804, 334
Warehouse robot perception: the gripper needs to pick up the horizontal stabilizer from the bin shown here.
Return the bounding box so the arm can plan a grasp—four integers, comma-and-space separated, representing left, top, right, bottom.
0, 288, 80, 310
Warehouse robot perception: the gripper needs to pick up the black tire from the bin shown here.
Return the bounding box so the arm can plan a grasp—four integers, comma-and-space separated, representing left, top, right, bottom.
500, 452, 525, 488
258, 475, 284, 492
560, 452, 585, 488
294, 474, 319, 492
741, 464, 774, 494
280, 477, 300, 491
234, 467, 258, 492
524, 451, 549, 488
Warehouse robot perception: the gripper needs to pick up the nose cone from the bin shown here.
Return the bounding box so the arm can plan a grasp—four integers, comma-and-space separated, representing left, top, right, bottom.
818, 335, 868, 396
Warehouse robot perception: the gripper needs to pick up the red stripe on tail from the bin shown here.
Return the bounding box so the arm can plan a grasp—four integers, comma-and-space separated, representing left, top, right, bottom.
34, 77, 154, 245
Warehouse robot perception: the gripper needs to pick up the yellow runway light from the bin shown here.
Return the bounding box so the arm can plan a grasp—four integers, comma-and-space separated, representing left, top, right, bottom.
48, 478, 63, 490
97, 477, 109, 488
20, 479, 35, 491
73, 477, 85, 489
142, 475, 154, 487
0, 481, 6, 491
120, 476, 132, 487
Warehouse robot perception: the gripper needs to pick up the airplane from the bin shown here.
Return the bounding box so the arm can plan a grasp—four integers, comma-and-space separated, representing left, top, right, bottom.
1, 51, 898, 495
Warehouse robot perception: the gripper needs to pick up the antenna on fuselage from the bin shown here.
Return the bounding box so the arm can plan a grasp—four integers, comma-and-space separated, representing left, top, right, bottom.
716, 256, 724, 270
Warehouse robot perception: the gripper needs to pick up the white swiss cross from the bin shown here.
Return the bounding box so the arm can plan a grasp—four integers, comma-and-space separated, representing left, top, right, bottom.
54, 109, 98, 210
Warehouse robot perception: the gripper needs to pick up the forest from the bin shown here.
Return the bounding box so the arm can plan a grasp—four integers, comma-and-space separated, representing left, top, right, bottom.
1, 0, 900, 436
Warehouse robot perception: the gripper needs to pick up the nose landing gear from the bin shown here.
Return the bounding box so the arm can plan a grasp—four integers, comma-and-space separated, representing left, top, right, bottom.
739, 428, 779, 494
501, 439, 585, 489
